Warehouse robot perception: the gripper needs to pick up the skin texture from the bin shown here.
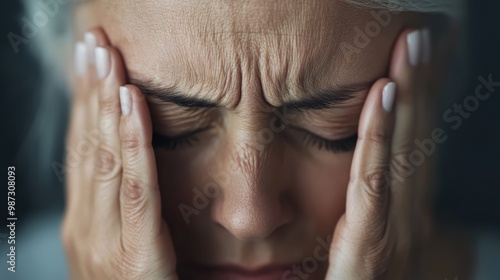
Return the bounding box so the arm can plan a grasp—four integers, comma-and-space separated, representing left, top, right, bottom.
63, 0, 473, 279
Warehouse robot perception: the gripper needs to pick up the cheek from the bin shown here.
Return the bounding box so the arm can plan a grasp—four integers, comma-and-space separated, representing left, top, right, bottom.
294, 151, 353, 234
155, 149, 222, 258
155, 150, 211, 224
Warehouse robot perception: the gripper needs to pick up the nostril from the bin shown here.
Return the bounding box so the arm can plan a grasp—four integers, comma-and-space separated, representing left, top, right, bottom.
225, 212, 276, 241
213, 197, 294, 241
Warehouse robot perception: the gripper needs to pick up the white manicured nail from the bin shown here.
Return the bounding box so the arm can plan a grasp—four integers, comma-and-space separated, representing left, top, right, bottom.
95, 47, 110, 79
421, 28, 431, 64
84, 32, 97, 64
382, 82, 396, 112
75, 42, 87, 76
120, 86, 131, 116
407, 30, 422, 66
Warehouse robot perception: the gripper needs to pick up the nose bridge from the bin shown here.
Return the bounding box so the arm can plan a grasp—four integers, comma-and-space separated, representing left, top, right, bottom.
211, 120, 292, 240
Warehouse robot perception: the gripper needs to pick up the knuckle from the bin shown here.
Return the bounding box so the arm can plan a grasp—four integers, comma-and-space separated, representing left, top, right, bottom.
120, 130, 152, 156
122, 176, 145, 201
358, 129, 391, 145
365, 170, 389, 197
99, 94, 120, 115
120, 134, 143, 155
94, 146, 121, 181
121, 177, 149, 222
351, 169, 389, 200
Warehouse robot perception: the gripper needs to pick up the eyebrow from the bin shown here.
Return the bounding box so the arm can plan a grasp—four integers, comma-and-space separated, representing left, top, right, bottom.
132, 79, 372, 110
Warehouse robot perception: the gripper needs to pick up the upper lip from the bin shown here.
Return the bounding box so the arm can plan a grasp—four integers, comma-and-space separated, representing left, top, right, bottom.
179, 262, 294, 275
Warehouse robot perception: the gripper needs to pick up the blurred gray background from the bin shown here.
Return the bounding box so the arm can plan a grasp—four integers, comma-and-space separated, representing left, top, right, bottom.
0, 0, 499, 279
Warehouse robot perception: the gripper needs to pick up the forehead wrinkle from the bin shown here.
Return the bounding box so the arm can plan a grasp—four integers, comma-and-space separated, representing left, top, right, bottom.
187, 1, 345, 109
196, 30, 246, 108
184, 0, 339, 36
256, 20, 356, 106
107, 0, 399, 111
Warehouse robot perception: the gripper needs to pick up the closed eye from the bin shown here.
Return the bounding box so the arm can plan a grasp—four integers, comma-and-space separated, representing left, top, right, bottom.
152, 120, 358, 153
291, 126, 358, 153
152, 126, 212, 150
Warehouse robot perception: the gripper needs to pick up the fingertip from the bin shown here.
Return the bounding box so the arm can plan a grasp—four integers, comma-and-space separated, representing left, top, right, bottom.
84, 28, 114, 80
119, 84, 152, 140
95, 46, 111, 79
364, 78, 394, 114
84, 32, 97, 64
94, 45, 126, 85
119, 86, 131, 116
389, 28, 429, 100
382, 82, 397, 113
358, 78, 395, 139
85, 27, 110, 48
390, 29, 418, 79
75, 41, 87, 77
125, 84, 147, 103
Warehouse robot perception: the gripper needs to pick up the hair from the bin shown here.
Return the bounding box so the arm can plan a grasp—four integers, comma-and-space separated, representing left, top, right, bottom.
343, 0, 464, 17
18, 0, 465, 188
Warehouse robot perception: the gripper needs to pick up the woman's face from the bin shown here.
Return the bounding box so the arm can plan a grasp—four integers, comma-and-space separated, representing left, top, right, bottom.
76, 0, 423, 278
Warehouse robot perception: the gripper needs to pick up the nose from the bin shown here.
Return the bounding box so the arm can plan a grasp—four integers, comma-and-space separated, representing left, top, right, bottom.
211, 137, 293, 241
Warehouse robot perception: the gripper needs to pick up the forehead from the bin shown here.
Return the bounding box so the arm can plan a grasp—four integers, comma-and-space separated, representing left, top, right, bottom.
93, 0, 418, 107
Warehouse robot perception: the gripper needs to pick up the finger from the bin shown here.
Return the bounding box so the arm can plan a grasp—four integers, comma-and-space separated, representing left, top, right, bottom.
65, 41, 92, 226
388, 29, 425, 184
66, 29, 111, 239
119, 86, 178, 277
389, 30, 423, 162
84, 29, 111, 130
65, 42, 86, 208
345, 78, 396, 241
388, 29, 429, 238
74, 30, 111, 235
92, 43, 127, 237
84, 28, 110, 83
118, 85, 165, 246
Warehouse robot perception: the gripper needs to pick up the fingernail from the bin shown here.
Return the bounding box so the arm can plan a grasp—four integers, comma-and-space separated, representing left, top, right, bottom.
382, 82, 396, 112
407, 30, 422, 66
421, 28, 431, 64
120, 86, 131, 116
84, 32, 97, 64
95, 47, 110, 79
75, 42, 87, 76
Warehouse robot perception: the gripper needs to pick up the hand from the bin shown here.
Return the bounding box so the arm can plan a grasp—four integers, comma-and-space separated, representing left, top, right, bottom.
326, 28, 432, 280
61, 29, 178, 280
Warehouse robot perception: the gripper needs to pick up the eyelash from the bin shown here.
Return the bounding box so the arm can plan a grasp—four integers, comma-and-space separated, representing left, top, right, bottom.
301, 132, 358, 153
152, 129, 204, 150
153, 127, 358, 153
